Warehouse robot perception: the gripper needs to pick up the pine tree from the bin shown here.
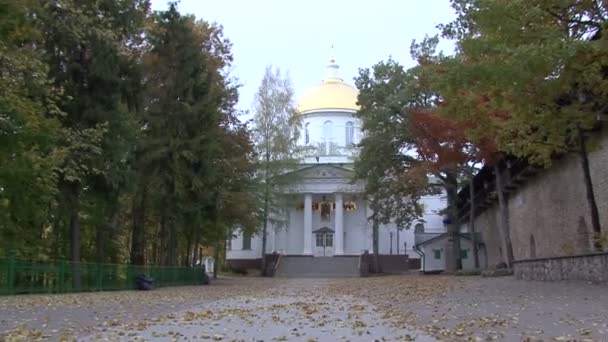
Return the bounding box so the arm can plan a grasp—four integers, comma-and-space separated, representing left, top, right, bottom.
37, 0, 149, 285
137, 3, 251, 266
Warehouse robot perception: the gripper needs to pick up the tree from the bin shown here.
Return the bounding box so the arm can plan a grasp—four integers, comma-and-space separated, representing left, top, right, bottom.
0, 0, 257, 270
410, 110, 473, 271
252, 66, 299, 275
436, 0, 608, 250
136, 3, 246, 266
0, 0, 62, 257
35, 0, 148, 286
354, 59, 435, 272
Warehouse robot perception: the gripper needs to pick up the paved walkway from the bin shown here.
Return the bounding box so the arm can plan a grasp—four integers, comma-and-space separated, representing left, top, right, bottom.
1, 275, 607, 341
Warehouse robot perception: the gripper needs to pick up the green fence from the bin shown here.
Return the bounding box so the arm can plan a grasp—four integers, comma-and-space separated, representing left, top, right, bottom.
0, 256, 207, 295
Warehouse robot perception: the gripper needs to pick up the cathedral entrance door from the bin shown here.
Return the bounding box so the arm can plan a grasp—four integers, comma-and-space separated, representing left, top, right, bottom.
313, 227, 334, 257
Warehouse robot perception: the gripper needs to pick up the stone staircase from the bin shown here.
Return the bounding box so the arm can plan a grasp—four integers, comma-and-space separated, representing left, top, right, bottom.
275, 256, 360, 278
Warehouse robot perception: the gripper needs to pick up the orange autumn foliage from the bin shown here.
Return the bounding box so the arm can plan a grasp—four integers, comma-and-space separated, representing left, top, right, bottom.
410, 109, 499, 172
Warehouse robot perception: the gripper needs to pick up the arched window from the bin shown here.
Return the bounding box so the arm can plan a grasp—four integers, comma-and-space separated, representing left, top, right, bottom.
323, 120, 333, 155
304, 122, 310, 145
414, 223, 425, 234
345, 121, 354, 146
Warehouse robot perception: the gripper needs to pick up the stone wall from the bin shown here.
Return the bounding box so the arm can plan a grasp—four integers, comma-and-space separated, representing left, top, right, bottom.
471, 127, 608, 267
510, 128, 608, 260
360, 254, 418, 274
226, 258, 261, 271
513, 253, 608, 283
471, 207, 503, 267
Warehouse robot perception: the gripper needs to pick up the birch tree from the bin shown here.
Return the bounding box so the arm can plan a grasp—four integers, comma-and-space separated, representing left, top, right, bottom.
252, 66, 299, 275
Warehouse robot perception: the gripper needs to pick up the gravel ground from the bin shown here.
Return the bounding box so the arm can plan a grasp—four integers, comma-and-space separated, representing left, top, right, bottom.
1, 274, 607, 341
326, 275, 608, 341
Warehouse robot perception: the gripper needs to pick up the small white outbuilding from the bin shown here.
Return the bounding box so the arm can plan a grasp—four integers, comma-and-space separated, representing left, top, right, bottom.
414, 233, 486, 273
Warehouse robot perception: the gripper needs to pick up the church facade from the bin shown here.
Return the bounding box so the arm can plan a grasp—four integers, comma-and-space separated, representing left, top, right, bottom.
227, 58, 446, 266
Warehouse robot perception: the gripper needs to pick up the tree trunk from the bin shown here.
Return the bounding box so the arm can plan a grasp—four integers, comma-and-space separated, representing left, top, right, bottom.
213, 241, 219, 279
494, 163, 514, 267
372, 218, 381, 273
97, 197, 120, 264
444, 171, 461, 272
96, 223, 105, 264
261, 151, 270, 276
577, 125, 602, 250
191, 227, 200, 267
168, 224, 177, 266
185, 224, 193, 267
396, 228, 400, 255
160, 213, 169, 266
130, 188, 147, 265
469, 170, 480, 269
68, 183, 81, 290
261, 197, 269, 276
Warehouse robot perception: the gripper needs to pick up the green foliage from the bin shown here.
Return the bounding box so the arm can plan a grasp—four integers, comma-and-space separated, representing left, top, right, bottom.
251, 67, 300, 234
0, 1, 256, 268
354, 59, 431, 230
251, 66, 300, 273
435, 0, 608, 166
134, 3, 256, 265
0, 0, 62, 257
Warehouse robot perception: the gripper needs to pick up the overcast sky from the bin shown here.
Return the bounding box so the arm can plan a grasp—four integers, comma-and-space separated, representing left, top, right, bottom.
150, 0, 457, 117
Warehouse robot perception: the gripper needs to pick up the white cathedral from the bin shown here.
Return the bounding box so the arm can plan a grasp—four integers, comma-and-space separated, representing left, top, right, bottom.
227, 57, 446, 271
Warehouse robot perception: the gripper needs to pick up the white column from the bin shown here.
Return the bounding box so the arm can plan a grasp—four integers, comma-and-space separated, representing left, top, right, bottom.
303, 193, 313, 255
335, 193, 344, 255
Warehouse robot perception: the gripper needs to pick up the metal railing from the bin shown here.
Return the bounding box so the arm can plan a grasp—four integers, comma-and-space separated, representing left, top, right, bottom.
0, 256, 207, 295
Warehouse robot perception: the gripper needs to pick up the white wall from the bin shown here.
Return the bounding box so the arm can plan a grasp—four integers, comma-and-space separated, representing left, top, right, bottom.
422, 239, 446, 272
420, 237, 486, 272
344, 199, 369, 254
377, 224, 416, 256
227, 232, 262, 259
285, 207, 304, 254
420, 194, 448, 233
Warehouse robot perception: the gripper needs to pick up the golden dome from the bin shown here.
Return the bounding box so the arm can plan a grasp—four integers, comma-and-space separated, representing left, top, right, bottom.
297, 57, 359, 114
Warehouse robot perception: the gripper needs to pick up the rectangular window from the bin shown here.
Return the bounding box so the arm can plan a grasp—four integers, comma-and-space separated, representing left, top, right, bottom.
461, 249, 468, 259
433, 249, 441, 260
242, 232, 251, 250
325, 234, 333, 247
227, 239, 232, 251
316, 233, 324, 247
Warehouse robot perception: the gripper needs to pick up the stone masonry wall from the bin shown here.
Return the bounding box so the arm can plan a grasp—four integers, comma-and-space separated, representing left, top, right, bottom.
473, 127, 608, 267
513, 253, 608, 283
473, 205, 503, 267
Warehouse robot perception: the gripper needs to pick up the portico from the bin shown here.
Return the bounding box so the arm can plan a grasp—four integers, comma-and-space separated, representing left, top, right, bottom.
302, 192, 346, 256
273, 162, 367, 257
